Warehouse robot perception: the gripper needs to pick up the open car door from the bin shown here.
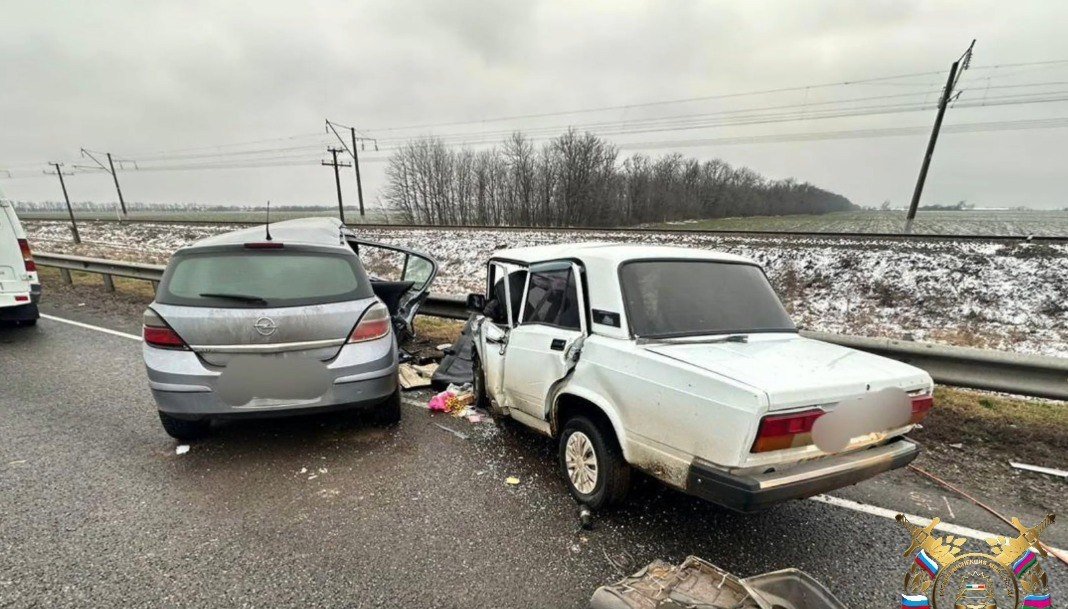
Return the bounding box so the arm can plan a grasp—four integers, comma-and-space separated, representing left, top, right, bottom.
344, 234, 438, 340
501, 260, 586, 422
477, 261, 527, 411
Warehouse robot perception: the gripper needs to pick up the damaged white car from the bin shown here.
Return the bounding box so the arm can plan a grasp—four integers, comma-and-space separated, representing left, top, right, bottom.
466, 244, 934, 511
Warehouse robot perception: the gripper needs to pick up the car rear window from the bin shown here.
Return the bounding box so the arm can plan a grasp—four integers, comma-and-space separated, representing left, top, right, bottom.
158, 249, 373, 308
619, 260, 796, 338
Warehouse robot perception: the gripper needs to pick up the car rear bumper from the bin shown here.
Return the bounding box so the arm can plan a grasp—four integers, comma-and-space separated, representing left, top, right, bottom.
145, 340, 398, 419
152, 371, 397, 420
684, 438, 919, 513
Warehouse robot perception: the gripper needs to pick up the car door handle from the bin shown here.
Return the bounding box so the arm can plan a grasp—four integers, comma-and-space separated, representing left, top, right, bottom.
550, 339, 566, 351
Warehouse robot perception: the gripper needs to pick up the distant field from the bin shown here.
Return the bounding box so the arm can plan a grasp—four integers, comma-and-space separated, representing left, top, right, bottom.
17, 208, 1068, 236
656, 209, 1068, 236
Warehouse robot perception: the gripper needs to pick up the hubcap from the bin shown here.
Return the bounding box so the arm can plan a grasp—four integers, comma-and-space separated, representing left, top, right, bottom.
565, 431, 598, 495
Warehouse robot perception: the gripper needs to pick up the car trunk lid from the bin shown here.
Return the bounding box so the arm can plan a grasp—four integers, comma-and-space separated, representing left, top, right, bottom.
644, 333, 929, 410
151, 299, 374, 365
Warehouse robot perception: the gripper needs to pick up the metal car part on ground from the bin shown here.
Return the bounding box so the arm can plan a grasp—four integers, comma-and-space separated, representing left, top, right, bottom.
589, 555, 847, 609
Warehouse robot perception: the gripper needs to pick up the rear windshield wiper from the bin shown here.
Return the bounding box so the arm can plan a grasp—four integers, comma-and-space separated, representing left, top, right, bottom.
198, 292, 268, 305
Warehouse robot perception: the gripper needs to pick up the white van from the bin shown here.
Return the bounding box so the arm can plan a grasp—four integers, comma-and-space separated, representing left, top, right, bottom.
0, 199, 41, 326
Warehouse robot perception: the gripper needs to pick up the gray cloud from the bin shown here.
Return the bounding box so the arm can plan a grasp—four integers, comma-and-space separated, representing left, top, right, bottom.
2, 0, 1067, 210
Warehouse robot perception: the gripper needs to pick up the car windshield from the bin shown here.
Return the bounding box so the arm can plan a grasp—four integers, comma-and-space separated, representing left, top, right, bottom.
619, 260, 796, 338
158, 249, 373, 308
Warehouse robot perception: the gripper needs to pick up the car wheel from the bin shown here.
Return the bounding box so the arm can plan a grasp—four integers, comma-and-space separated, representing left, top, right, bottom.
158, 411, 210, 441
558, 415, 630, 509
370, 388, 402, 426
18, 318, 37, 327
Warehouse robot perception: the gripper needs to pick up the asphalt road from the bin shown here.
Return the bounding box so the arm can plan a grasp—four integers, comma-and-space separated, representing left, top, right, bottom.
1, 307, 1064, 608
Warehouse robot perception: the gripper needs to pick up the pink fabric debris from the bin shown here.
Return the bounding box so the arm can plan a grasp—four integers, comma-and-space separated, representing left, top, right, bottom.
428, 390, 454, 412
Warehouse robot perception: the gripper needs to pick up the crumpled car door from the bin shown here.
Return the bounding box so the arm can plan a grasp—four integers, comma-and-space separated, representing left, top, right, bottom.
344, 235, 438, 340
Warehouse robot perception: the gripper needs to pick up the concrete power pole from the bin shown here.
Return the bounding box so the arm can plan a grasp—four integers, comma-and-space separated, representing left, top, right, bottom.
322, 147, 352, 224
325, 119, 377, 219
79, 149, 131, 219
905, 40, 975, 234
45, 163, 80, 244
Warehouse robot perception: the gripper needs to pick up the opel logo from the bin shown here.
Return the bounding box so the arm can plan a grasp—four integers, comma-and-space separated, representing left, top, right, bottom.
254, 316, 277, 336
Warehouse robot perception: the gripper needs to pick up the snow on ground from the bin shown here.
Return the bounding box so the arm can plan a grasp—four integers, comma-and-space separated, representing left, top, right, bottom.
25, 220, 1068, 358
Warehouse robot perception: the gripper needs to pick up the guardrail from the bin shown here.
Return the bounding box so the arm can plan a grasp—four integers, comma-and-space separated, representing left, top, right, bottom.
34, 251, 1068, 400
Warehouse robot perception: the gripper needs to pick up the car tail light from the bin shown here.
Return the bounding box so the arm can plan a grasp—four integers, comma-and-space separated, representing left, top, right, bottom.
348, 303, 391, 343
142, 309, 188, 350
751, 408, 824, 453
17, 239, 35, 272
909, 395, 934, 424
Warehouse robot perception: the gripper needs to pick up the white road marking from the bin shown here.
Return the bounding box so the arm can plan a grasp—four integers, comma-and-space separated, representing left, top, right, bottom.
942, 495, 956, 519
810, 494, 1067, 554
25, 314, 1068, 555
40, 313, 141, 341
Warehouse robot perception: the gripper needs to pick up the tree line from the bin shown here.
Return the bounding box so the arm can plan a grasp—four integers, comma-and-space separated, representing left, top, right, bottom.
382, 130, 855, 227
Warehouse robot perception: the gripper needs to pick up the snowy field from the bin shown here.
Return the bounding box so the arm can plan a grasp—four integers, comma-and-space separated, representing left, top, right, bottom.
25, 220, 1068, 358
658, 209, 1068, 236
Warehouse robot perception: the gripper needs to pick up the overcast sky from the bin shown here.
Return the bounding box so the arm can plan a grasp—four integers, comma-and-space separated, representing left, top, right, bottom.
3, 0, 1068, 212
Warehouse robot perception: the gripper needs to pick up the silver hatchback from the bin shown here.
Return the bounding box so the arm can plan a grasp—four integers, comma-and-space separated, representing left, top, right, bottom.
142, 217, 437, 440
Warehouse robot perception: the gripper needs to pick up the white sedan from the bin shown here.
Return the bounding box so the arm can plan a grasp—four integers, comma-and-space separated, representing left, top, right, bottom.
466, 243, 934, 511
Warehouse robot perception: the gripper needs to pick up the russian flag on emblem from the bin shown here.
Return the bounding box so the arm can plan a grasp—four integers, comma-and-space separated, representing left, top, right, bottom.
915, 550, 939, 578
901, 594, 930, 608
1022, 594, 1052, 608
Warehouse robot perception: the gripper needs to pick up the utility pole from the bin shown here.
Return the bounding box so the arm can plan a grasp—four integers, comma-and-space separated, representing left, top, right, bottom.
322, 147, 352, 223
79, 148, 132, 219
350, 128, 365, 218
45, 163, 80, 244
326, 119, 377, 219
905, 40, 975, 233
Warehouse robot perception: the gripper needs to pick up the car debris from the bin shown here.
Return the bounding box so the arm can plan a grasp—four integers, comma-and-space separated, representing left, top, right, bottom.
589, 555, 846, 609
578, 504, 593, 529
432, 422, 468, 440
398, 362, 437, 390
431, 315, 479, 388
1009, 461, 1068, 478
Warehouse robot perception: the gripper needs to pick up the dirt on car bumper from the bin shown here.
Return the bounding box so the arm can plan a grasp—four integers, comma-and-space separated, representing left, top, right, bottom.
685, 438, 920, 512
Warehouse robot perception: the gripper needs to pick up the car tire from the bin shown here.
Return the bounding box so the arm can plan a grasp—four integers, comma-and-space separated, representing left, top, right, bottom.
370, 388, 402, 426
18, 318, 37, 327
158, 411, 210, 441
558, 415, 630, 509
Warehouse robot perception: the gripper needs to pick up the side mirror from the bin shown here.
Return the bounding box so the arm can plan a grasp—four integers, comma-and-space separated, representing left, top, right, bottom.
466, 293, 486, 312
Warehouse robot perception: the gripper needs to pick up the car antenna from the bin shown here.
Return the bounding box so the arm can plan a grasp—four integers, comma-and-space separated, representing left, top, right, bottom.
264, 200, 273, 241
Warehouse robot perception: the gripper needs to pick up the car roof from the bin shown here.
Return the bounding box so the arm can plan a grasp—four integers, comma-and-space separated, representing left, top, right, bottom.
492, 242, 757, 267
185, 217, 348, 250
